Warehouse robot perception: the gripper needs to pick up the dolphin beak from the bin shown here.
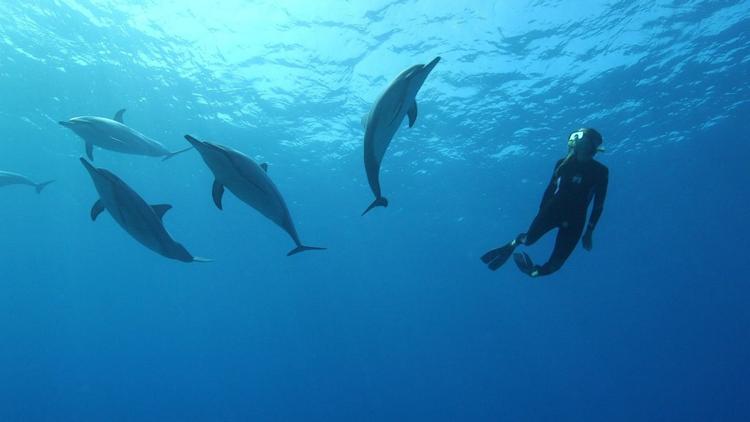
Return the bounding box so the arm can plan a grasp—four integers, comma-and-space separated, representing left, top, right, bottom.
423, 56, 441, 74
79, 157, 96, 174
59, 120, 72, 127
184, 134, 204, 149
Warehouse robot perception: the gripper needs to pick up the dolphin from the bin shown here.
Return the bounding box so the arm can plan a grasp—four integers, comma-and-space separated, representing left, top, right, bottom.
80, 158, 208, 263
60, 109, 192, 161
362, 56, 441, 215
184, 134, 325, 256
0, 171, 54, 193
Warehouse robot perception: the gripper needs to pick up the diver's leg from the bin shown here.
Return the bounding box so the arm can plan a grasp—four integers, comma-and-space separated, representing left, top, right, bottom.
482, 208, 557, 271
535, 218, 585, 276
519, 207, 559, 246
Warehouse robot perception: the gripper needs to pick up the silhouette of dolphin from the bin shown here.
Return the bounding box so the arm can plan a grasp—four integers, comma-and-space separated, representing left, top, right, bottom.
80, 158, 208, 263
60, 109, 191, 161
185, 134, 325, 256
0, 171, 54, 193
362, 56, 441, 215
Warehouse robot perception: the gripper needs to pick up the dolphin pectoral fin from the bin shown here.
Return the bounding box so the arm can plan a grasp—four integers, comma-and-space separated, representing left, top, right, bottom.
362, 196, 389, 216
90, 200, 105, 221
151, 204, 172, 220
114, 108, 126, 123
85, 142, 94, 161
287, 245, 327, 256
162, 146, 193, 161
212, 180, 225, 210
361, 113, 369, 129
260, 163, 268, 172
407, 100, 418, 128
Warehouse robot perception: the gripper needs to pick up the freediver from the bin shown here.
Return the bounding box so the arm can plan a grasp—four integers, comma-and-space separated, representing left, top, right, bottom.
481, 128, 609, 277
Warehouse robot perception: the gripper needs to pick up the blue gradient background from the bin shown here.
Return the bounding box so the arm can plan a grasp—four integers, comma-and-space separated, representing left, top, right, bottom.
1, 1, 749, 421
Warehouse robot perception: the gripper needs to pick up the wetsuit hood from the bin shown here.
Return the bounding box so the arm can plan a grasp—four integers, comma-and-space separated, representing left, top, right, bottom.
568, 128, 605, 155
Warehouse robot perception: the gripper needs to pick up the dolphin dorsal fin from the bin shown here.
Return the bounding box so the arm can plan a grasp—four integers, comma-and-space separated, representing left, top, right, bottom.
260, 163, 268, 172
151, 204, 172, 220
114, 109, 126, 123
407, 100, 417, 128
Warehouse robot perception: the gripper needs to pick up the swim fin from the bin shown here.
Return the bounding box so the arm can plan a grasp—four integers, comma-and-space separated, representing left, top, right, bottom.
513, 252, 539, 277
481, 243, 516, 271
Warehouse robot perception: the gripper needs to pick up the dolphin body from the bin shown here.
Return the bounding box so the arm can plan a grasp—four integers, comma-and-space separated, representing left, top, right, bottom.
0, 171, 54, 193
60, 109, 191, 161
362, 56, 441, 215
80, 158, 207, 263
184, 134, 325, 256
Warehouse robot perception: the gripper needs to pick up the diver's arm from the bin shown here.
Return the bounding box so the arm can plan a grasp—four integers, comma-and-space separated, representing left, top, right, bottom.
587, 168, 609, 231
539, 159, 564, 209
582, 168, 608, 251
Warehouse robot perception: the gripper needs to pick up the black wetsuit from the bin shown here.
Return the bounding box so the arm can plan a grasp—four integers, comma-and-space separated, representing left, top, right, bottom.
520, 156, 608, 275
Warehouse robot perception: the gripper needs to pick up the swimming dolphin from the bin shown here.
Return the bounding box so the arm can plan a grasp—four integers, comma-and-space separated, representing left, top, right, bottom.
60, 109, 192, 161
362, 56, 441, 215
80, 158, 208, 263
0, 171, 54, 193
184, 134, 325, 256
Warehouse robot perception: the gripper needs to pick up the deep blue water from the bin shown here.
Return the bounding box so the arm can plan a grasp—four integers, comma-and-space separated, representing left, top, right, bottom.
1, 1, 749, 421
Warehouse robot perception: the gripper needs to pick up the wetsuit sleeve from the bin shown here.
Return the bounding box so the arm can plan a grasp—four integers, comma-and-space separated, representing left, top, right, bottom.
539, 159, 564, 209
587, 167, 609, 230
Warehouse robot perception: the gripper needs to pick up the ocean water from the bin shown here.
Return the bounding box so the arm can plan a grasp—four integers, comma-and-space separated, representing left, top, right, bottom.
1, 1, 749, 420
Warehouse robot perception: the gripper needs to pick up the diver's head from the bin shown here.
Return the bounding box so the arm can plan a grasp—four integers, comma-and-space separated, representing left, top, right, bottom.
568, 128, 604, 161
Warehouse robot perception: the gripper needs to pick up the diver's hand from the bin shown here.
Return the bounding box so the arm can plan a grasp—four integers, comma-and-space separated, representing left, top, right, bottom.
582, 229, 593, 251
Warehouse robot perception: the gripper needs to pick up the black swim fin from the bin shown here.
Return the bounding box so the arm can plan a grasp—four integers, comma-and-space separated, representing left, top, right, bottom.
513, 252, 538, 276
481, 243, 516, 271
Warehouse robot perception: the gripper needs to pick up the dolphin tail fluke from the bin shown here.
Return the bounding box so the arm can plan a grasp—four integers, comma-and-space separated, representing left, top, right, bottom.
35, 180, 55, 194
362, 196, 388, 216
162, 146, 194, 161
287, 245, 327, 256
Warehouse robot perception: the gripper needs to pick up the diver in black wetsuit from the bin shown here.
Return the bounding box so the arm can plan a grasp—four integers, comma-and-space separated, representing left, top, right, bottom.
481, 128, 609, 277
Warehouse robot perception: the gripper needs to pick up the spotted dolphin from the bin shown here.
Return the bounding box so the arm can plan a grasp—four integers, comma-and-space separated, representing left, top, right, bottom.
0, 171, 54, 193
362, 56, 441, 215
80, 158, 208, 263
184, 134, 325, 256
60, 109, 191, 161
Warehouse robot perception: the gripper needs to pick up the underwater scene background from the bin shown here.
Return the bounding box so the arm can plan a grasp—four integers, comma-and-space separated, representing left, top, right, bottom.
1, 1, 749, 420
